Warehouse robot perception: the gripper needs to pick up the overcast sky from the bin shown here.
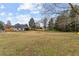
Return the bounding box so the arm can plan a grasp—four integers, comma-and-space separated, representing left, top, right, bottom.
0, 3, 69, 25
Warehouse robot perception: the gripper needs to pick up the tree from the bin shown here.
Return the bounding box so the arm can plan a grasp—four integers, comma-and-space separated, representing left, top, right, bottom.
69, 5, 79, 32
48, 18, 54, 30
54, 4, 79, 32
42, 17, 48, 30
69, 3, 79, 15
40, 3, 68, 17
55, 10, 69, 31
0, 21, 4, 30
39, 3, 70, 31
6, 20, 12, 28
68, 3, 79, 32
29, 18, 36, 30
35, 22, 41, 29
4, 20, 13, 32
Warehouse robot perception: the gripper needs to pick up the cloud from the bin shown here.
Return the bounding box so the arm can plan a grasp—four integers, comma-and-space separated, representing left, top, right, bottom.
5, 14, 31, 25
17, 3, 42, 14
15, 14, 31, 24
0, 5, 5, 9
7, 17, 12, 21
0, 12, 5, 16
4, 16, 13, 24
17, 3, 34, 11
5, 14, 41, 25
30, 10, 40, 14
8, 13, 13, 16
71, 3, 79, 5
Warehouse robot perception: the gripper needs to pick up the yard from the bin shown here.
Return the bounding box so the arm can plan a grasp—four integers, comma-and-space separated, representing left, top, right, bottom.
0, 31, 78, 56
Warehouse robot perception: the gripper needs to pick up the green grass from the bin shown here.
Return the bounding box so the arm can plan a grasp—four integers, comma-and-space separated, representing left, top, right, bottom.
0, 31, 78, 56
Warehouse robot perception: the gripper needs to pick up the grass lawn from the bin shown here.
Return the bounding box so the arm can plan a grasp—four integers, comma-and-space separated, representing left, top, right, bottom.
0, 31, 78, 56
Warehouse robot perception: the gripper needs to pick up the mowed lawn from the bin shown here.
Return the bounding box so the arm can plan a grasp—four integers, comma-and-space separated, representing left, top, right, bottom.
0, 31, 79, 56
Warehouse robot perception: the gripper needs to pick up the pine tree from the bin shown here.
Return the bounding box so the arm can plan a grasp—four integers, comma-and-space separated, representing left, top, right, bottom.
29, 18, 36, 30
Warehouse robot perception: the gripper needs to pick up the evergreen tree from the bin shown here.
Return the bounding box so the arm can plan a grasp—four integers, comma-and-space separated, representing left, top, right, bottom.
29, 18, 36, 30
0, 21, 4, 30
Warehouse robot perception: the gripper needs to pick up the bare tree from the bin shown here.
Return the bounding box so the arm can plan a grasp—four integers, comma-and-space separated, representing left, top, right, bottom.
42, 17, 48, 30
48, 18, 54, 30
69, 3, 79, 15
6, 20, 12, 28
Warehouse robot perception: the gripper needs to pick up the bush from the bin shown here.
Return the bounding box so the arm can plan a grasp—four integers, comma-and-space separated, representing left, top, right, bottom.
5, 28, 14, 32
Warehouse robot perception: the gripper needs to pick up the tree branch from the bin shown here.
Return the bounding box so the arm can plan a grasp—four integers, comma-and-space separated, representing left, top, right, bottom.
69, 3, 79, 15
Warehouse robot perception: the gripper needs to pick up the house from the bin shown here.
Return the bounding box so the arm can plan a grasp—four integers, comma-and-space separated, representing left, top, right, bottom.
13, 24, 29, 31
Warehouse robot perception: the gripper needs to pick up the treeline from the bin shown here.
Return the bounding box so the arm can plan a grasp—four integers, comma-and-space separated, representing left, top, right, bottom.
55, 6, 79, 32
0, 6, 79, 32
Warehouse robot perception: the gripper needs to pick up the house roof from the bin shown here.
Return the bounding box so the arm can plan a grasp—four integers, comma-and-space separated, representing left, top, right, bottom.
14, 24, 28, 28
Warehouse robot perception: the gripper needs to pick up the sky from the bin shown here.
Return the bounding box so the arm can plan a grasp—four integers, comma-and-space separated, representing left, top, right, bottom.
0, 3, 69, 25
